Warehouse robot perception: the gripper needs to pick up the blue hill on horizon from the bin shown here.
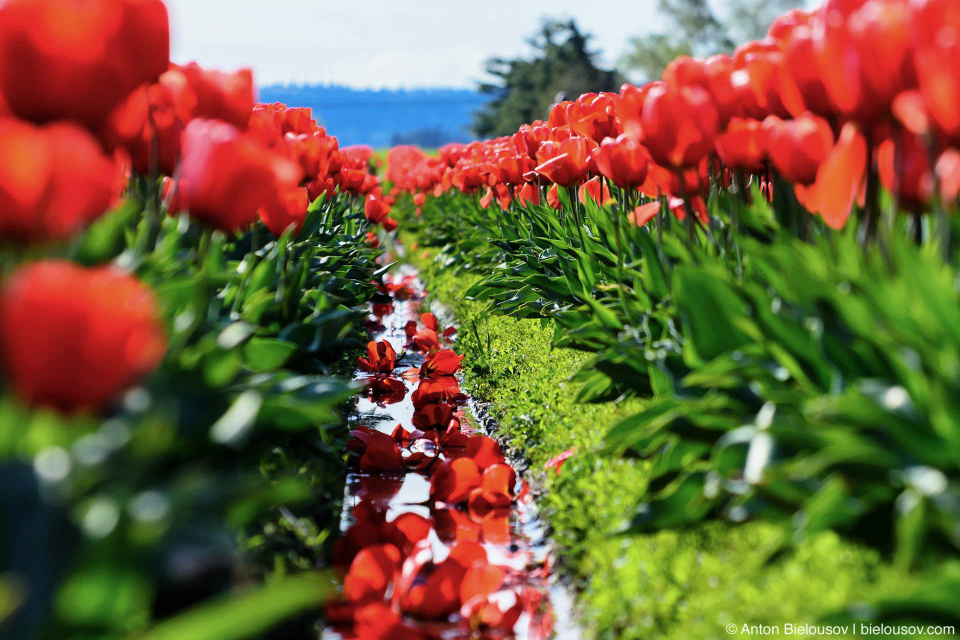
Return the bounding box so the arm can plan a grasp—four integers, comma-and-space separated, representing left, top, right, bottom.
258, 84, 489, 148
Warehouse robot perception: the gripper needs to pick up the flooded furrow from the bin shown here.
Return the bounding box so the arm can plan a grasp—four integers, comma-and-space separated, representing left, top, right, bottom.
322, 263, 578, 640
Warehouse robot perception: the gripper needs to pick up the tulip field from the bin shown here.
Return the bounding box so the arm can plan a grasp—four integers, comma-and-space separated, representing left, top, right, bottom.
3, 0, 960, 639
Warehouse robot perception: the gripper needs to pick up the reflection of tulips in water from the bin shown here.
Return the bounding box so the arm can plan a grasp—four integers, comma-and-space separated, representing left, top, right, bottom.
334, 278, 551, 638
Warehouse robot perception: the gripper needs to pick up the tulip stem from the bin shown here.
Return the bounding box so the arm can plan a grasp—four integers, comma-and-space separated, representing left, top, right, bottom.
135, 175, 163, 257
610, 180, 624, 292
196, 228, 212, 271
860, 141, 879, 247
935, 199, 952, 262
911, 212, 923, 245
678, 179, 696, 244
569, 186, 587, 249
656, 195, 665, 255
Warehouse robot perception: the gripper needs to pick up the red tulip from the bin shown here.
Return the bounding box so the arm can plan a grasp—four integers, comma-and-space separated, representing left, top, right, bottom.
546, 184, 562, 209
1, 117, 120, 243
0, 261, 167, 413
364, 194, 390, 224
259, 186, 309, 236
911, 0, 960, 144
764, 114, 835, 185
714, 117, 768, 171
171, 63, 255, 130
793, 122, 868, 229
178, 118, 299, 232
0, 0, 169, 131
420, 350, 464, 378
936, 149, 960, 203
534, 137, 592, 186
307, 177, 337, 202
413, 328, 440, 354
514, 182, 541, 207
641, 83, 719, 169
613, 83, 654, 141
566, 93, 618, 143
640, 158, 709, 201
771, 13, 834, 118
102, 67, 197, 175
732, 39, 790, 120
664, 55, 740, 126
578, 177, 613, 206
285, 131, 336, 182
357, 340, 396, 374
877, 129, 935, 211
593, 135, 650, 189
814, 0, 916, 124
279, 106, 316, 136
514, 122, 551, 159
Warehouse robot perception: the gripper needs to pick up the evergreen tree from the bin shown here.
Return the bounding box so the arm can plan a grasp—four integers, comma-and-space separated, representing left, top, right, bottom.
473, 19, 622, 138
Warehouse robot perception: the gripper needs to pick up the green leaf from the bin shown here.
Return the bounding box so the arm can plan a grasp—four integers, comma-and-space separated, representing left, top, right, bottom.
128, 572, 335, 640
674, 266, 750, 366
243, 338, 298, 373
73, 200, 140, 265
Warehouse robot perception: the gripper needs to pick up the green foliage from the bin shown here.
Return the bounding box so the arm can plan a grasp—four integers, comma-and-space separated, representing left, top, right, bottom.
397, 177, 960, 631
405, 244, 916, 640
473, 19, 622, 138
130, 572, 335, 640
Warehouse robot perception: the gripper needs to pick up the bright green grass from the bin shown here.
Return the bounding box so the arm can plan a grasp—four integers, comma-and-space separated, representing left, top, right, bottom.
406, 240, 917, 640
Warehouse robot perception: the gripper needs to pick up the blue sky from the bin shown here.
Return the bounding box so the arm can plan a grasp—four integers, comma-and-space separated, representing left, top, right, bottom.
165, 0, 666, 88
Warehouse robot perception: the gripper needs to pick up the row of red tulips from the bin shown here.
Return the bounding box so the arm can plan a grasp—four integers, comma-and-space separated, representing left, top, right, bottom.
387, 0, 960, 233
0, 0, 397, 416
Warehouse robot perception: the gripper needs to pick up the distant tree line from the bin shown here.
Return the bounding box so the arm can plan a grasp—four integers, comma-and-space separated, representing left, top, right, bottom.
390, 126, 471, 148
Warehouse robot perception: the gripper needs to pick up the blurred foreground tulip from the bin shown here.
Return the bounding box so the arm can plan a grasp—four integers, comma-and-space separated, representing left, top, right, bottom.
0, 261, 167, 413
0, 117, 120, 243
0, 0, 169, 131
